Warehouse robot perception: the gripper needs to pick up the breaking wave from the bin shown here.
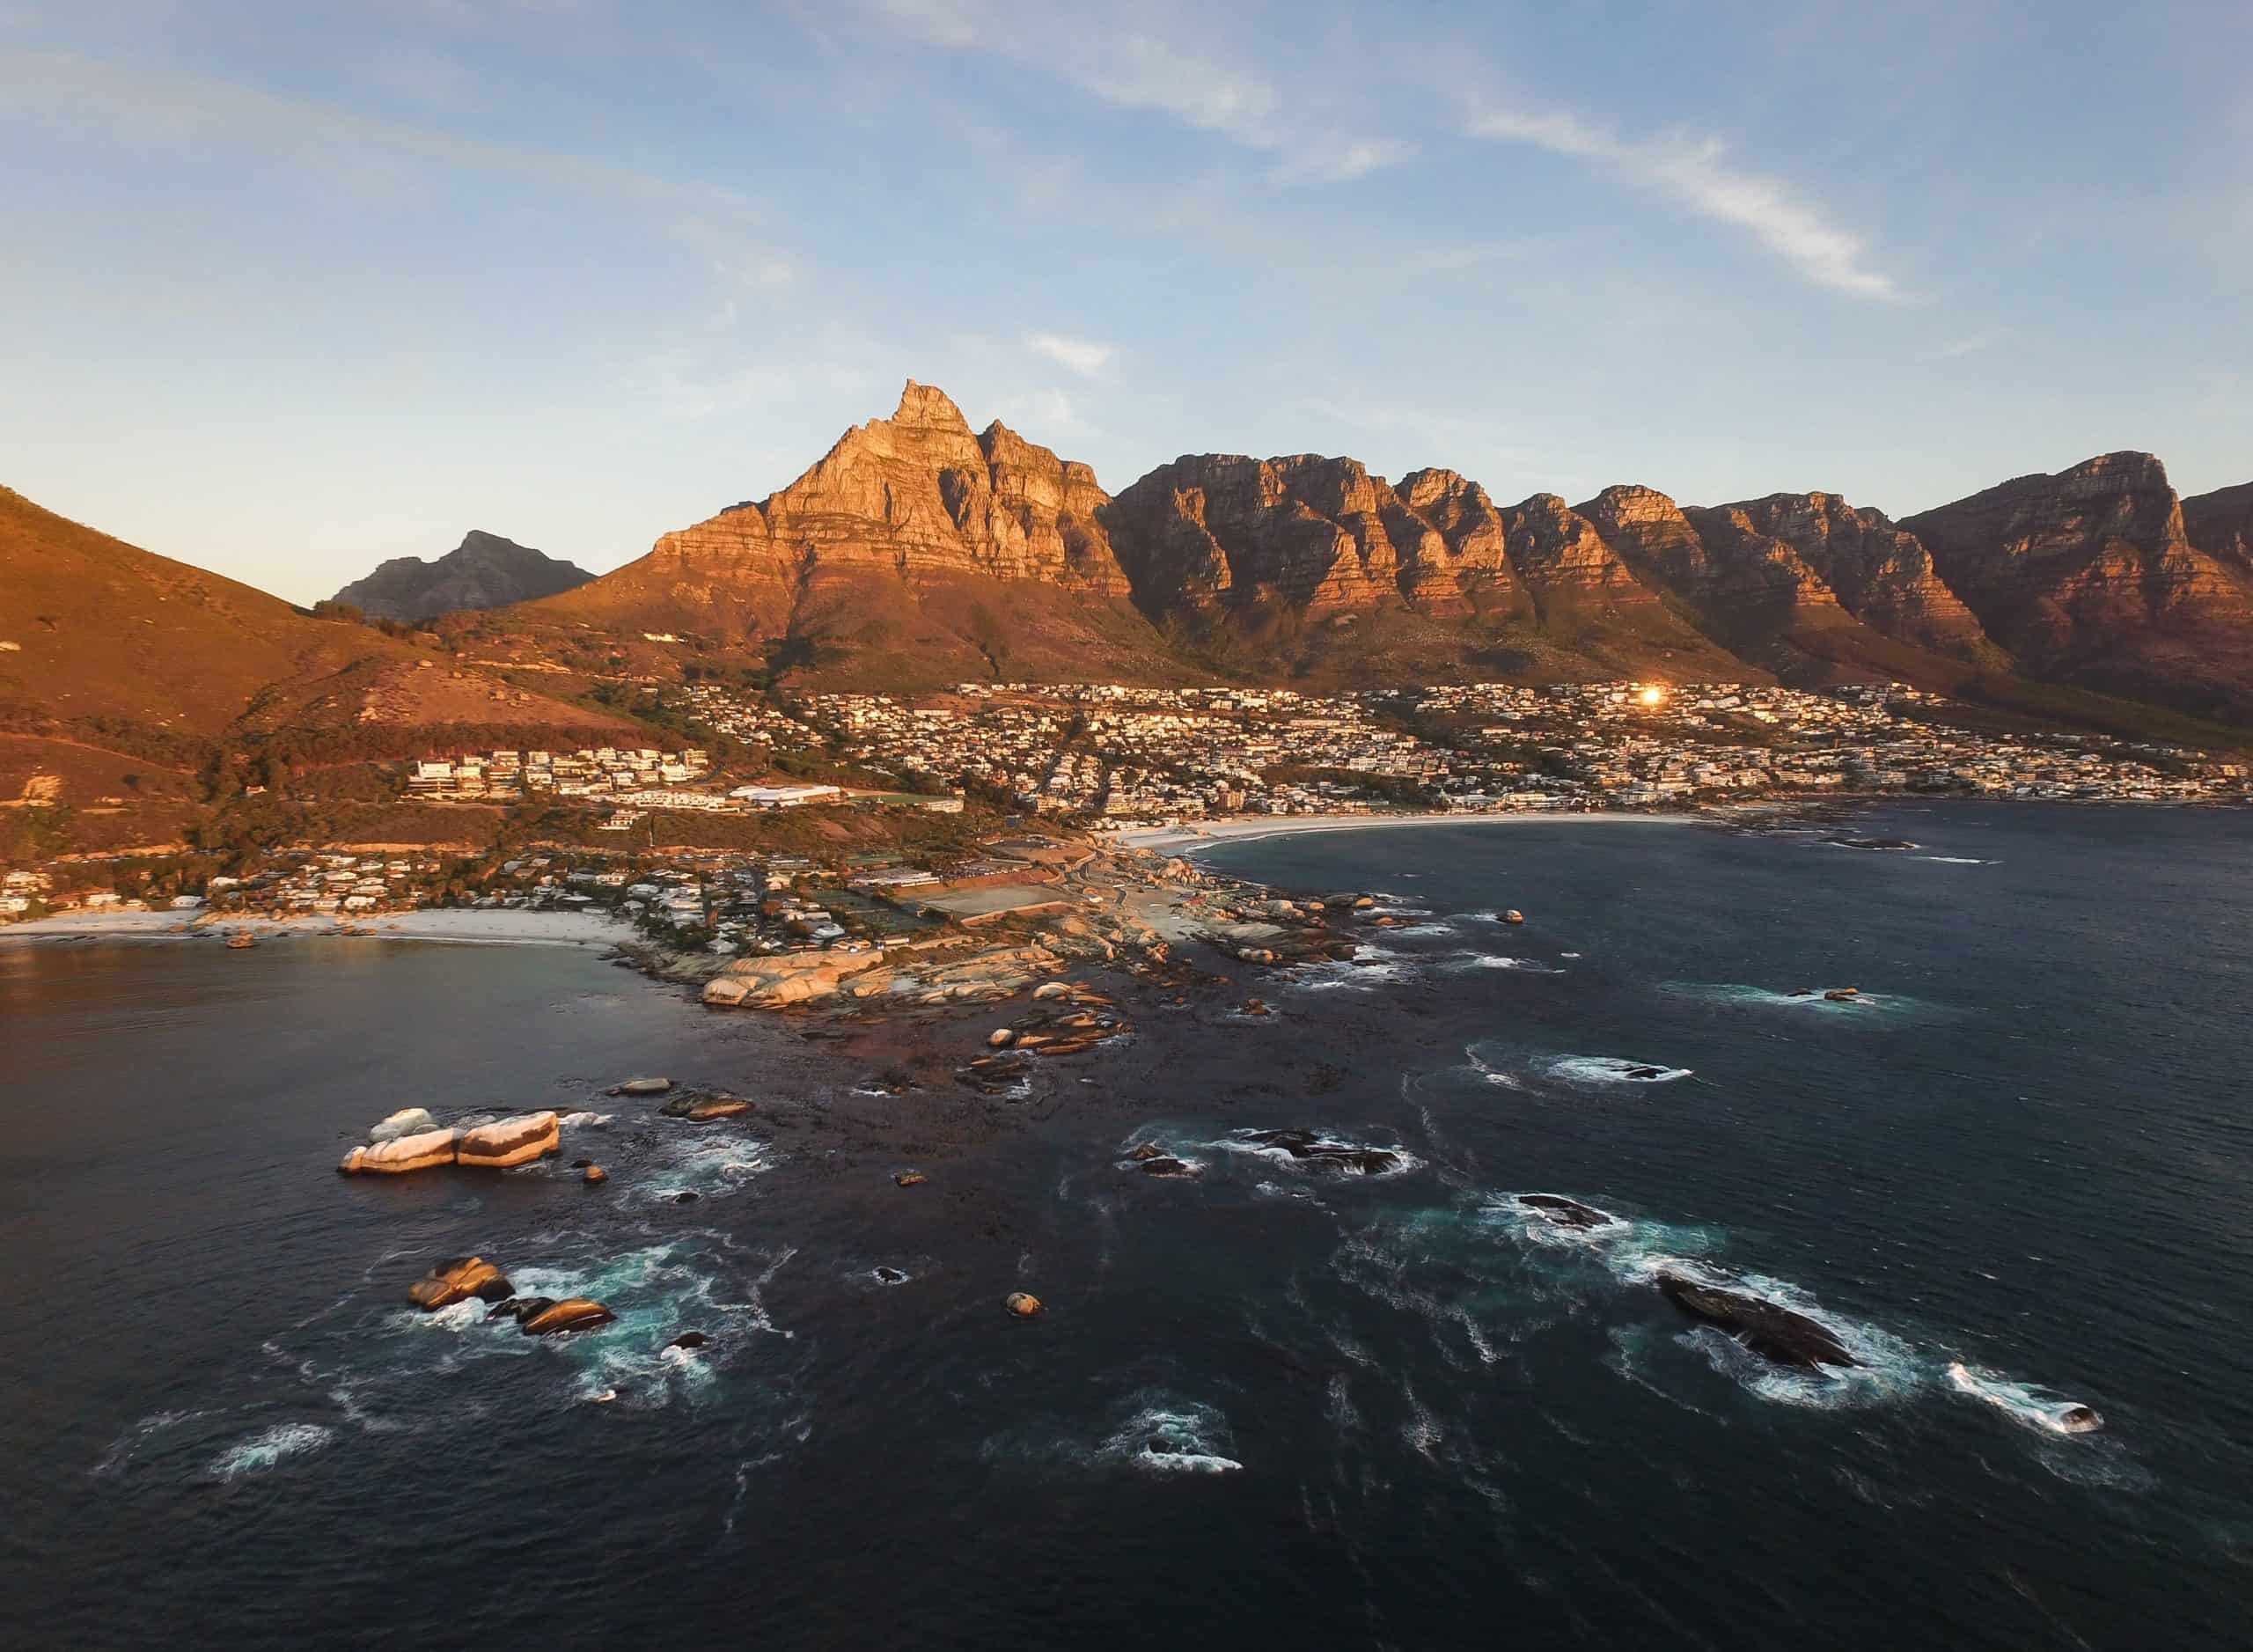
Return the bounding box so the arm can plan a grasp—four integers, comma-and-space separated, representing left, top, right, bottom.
207, 1421, 335, 1480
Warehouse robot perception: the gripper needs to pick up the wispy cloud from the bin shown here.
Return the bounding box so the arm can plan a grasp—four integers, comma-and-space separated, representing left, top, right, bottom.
1919, 329, 2001, 361
862, 1, 1411, 186
0, 48, 762, 231
1468, 105, 1904, 302
1024, 331, 1113, 377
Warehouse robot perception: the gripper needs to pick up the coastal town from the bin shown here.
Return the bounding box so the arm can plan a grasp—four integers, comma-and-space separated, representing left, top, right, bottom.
4, 679, 2247, 936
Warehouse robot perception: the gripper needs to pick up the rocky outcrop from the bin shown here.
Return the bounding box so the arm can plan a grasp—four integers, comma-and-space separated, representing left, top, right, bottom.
518, 1297, 615, 1337
1903, 452, 2253, 716
339, 1127, 459, 1175
1714, 492, 1998, 661
407, 1256, 513, 1311
455, 1112, 561, 1170
703, 948, 888, 1008
1655, 1272, 1857, 1369
331, 531, 593, 624
368, 1107, 438, 1144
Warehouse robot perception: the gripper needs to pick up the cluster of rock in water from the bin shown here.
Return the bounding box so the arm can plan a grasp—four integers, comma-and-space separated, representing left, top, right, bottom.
401, 1254, 708, 1357
959, 980, 1131, 1094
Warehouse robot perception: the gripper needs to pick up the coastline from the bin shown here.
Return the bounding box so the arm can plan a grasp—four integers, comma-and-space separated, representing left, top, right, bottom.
0, 907, 626, 949
1114, 810, 1699, 853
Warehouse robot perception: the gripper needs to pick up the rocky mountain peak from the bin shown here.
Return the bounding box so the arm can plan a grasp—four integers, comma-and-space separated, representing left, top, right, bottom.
892, 378, 974, 435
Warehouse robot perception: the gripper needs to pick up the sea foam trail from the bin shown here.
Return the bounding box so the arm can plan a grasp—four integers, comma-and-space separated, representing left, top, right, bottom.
207, 1422, 335, 1480
1099, 1398, 1244, 1475
1548, 1056, 1693, 1085
1947, 1362, 2103, 1435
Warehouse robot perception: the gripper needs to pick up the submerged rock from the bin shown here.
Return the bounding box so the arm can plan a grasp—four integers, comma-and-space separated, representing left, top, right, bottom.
894, 1171, 928, 1187
1823, 987, 1860, 1002
668, 1331, 709, 1351
1136, 1156, 1199, 1178
488, 1295, 550, 1324
1518, 1193, 1616, 1230
1240, 1128, 1400, 1176
1500, 908, 1526, 925
455, 1112, 561, 1170
661, 1093, 752, 1122
339, 1127, 459, 1175
1655, 1272, 1857, 1370
519, 1297, 615, 1337
2057, 1404, 2103, 1434
873, 1267, 909, 1285
608, 1076, 672, 1097
583, 1164, 608, 1186
407, 1256, 512, 1311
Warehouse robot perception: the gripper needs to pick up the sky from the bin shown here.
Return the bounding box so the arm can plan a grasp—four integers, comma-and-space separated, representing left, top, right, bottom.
2, 0, 2249, 603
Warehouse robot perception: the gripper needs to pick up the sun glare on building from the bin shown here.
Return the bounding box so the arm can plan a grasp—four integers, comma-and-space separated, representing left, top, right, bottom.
1638, 685, 1667, 707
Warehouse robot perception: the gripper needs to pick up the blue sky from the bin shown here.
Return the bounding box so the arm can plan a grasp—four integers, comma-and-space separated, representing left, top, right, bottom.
3, 0, 2248, 601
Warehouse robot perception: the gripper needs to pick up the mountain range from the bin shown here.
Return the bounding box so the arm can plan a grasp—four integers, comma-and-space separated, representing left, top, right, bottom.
6, 380, 2253, 781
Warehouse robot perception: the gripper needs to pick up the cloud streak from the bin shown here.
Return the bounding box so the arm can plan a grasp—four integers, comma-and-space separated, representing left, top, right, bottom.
1024, 332, 1113, 376
1469, 105, 1904, 301
866, 0, 1410, 185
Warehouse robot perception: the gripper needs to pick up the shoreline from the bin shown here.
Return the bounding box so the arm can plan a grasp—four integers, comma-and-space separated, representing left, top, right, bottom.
1113, 810, 1701, 854
0, 907, 626, 950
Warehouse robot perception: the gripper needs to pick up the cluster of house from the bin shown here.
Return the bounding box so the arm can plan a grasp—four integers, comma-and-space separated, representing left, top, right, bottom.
679, 679, 2253, 823
1398, 682, 2248, 806
404, 745, 715, 803
0, 868, 52, 916
209, 852, 444, 914
787, 688, 1438, 818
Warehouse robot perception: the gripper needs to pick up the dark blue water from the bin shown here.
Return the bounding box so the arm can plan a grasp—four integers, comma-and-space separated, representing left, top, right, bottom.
3, 804, 2249, 1648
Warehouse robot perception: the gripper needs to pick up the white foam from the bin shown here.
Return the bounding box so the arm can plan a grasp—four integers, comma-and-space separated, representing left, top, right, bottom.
1100, 1400, 1244, 1476
1947, 1362, 2103, 1435
208, 1421, 335, 1479
1210, 1129, 1424, 1179
558, 1111, 610, 1128
1444, 952, 1564, 973
1919, 855, 1992, 865
1548, 1055, 1693, 1084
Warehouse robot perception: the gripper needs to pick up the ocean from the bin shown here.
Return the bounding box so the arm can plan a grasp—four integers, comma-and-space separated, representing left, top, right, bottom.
2, 802, 2248, 1648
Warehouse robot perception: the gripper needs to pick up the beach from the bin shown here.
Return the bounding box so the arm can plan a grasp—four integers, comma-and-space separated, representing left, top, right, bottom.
1113, 809, 1697, 853
0, 907, 626, 948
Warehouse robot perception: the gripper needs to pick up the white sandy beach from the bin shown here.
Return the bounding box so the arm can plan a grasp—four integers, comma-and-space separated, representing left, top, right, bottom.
1114, 811, 1697, 853
0, 907, 626, 949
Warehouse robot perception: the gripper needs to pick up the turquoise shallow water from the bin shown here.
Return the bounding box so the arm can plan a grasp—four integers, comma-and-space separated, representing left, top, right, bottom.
3, 802, 2249, 1648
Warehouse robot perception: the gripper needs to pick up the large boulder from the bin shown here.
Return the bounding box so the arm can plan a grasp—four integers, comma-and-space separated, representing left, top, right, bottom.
456, 1112, 561, 1170
339, 1127, 459, 1175
519, 1297, 616, 1337
369, 1107, 438, 1143
661, 1093, 752, 1122
1655, 1272, 1857, 1370
407, 1255, 512, 1310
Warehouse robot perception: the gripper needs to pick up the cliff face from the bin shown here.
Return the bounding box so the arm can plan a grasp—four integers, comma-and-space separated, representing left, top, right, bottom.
1904, 453, 2253, 715
1102, 453, 1429, 617
1393, 469, 1529, 619
331, 531, 593, 624
2183, 481, 2253, 577
1716, 493, 1998, 662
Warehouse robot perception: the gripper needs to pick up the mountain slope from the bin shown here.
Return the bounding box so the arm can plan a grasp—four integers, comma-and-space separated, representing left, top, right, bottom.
0, 484, 415, 736
333, 530, 593, 624
0, 487, 635, 751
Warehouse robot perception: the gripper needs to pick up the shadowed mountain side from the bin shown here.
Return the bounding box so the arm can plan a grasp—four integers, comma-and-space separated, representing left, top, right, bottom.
1904, 454, 2253, 723
331, 531, 594, 624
